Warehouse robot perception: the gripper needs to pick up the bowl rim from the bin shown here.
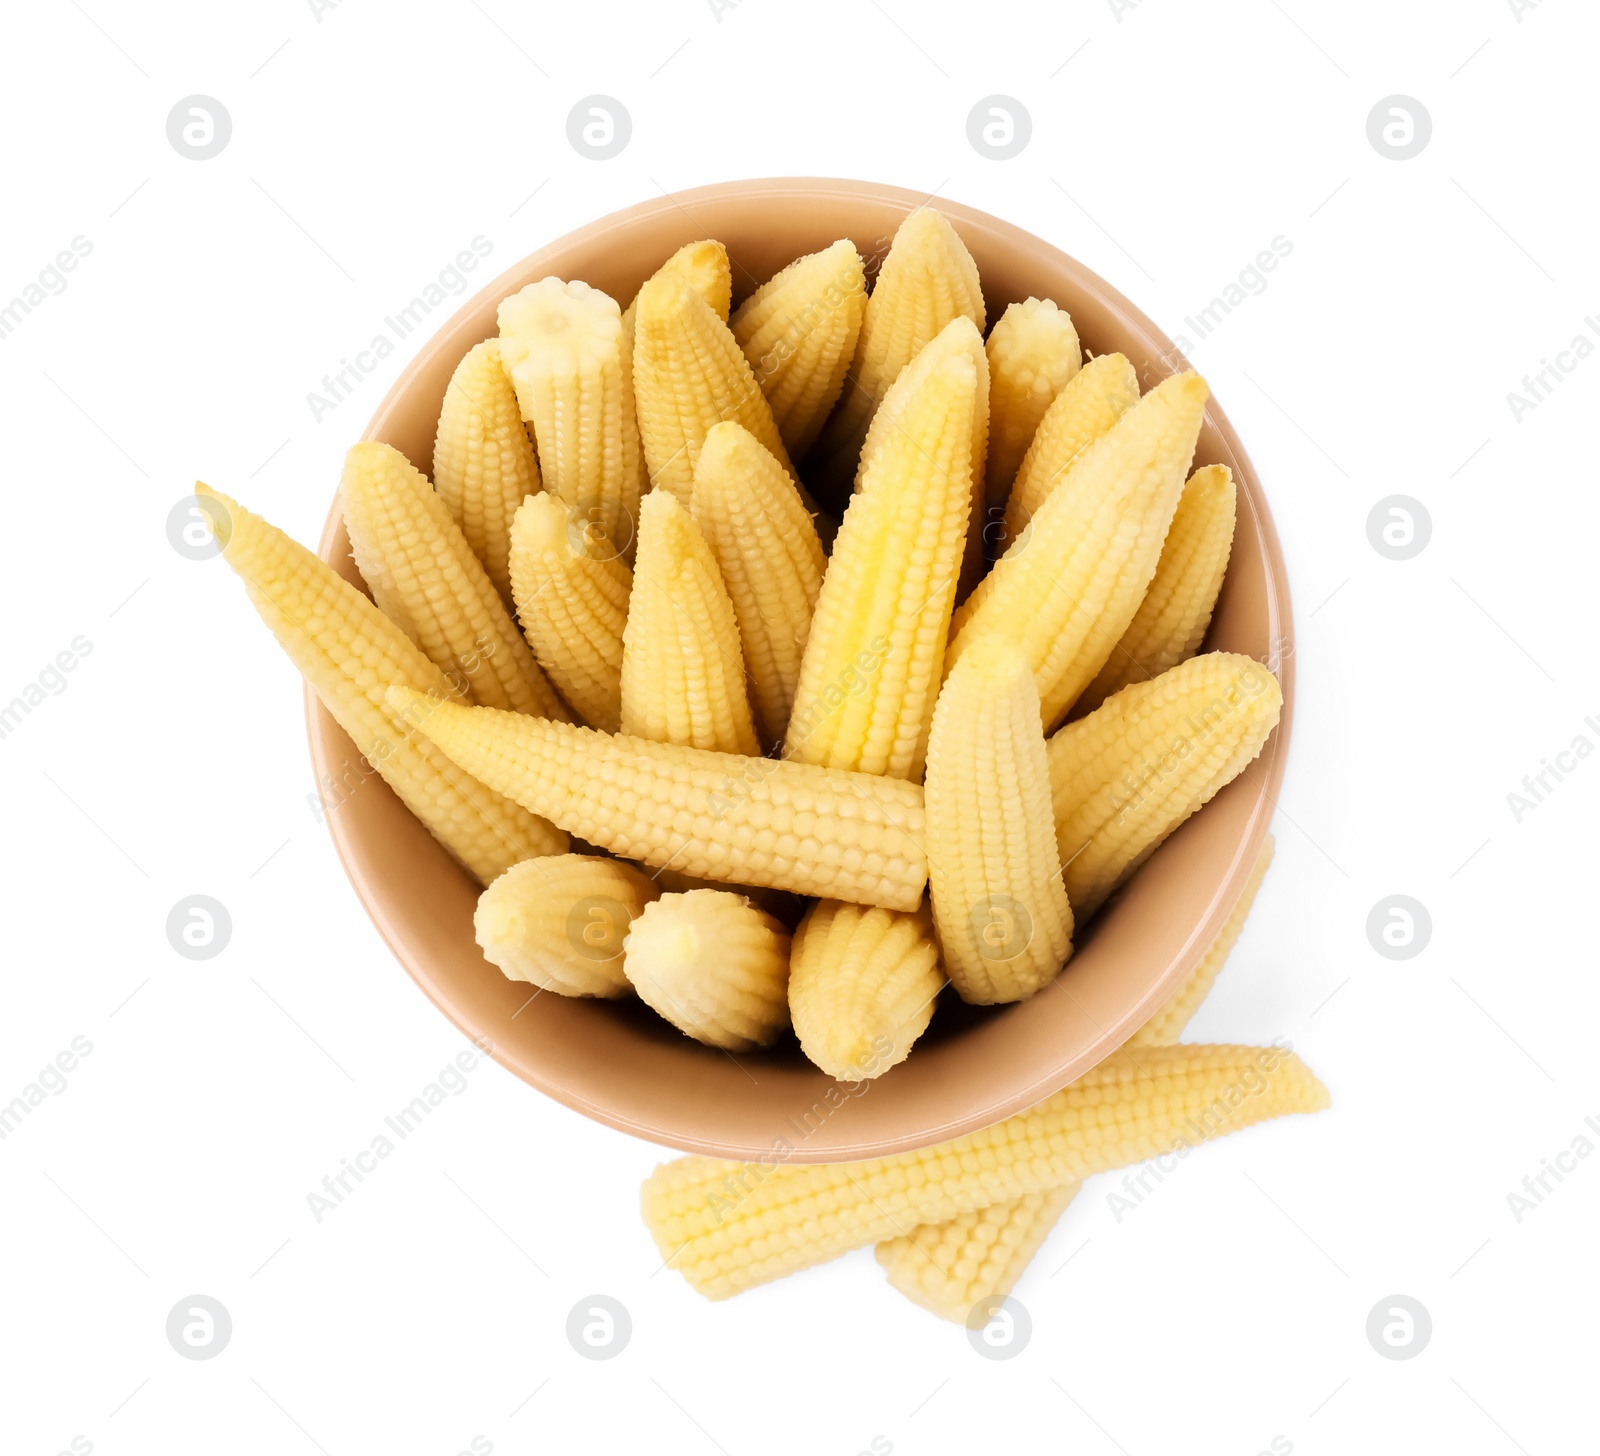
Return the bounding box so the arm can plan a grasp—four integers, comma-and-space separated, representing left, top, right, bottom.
308, 176, 1295, 1159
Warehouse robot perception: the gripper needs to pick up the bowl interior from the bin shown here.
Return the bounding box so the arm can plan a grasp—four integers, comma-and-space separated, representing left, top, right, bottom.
310, 178, 1293, 1161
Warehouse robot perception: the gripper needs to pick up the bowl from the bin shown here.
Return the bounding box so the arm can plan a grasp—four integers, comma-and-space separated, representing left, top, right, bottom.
309, 178, 1293, 1162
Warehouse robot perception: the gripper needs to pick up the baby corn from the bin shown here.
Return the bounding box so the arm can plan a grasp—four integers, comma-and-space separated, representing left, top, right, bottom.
386, 690, 929, 911
197, 485, 565, 883
339, 442, 568, 720
1078, 463, 1237, 713
984, 297, 1082, 507
621, 490, 759, 755
690, 422, 825, 747
641, 1041, 1328, 1299
785, 351, 977, 780
810, 209, 985, 487
949, 371, 1210, 730
432, 339, 542, 605
730, 239, 867, 459
474, 853, 659, 998
498, 277, 642, 563
507, 493, 630, 733
624, 889, 791, 1050
1050, 652, 1282, 918
925, 639, 1073, 1004
633, 271, 796, 505
998, 352, 1141, 555
621, 239, 733, 343
788, 900, 943, 1081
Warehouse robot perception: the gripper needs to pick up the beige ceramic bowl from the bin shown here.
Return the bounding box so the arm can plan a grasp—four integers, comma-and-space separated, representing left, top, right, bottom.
309, 178, 1293, 1162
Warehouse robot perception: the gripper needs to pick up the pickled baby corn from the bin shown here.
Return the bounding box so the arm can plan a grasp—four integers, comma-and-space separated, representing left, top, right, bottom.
432, 339, 542, 605
620, 489, 759, 756
730, 239, 867, 458
787, 900, 943, 1080
474, 853, 659, 998
984, 298, 1082, 506
1050, 652, 1281, 918
949, 371, 1209, 729
507, 493, 630, 733
811, 209, 985, 485
633, 271, 796, 504
642, 1042, 1328, 1299
875, 1184, 1081, 1321
339, 442, 568, 720
998, 351, 1142, 555
623, 889, 791, 1050
785, 352, 977, 780
690, 422, 825, 747
925, 639, 1073, 1004
1077, 463, 1237, 713
196, 484, 565, 884
621, 239, 733, 342
385, 690, 929, 911
498, 277, 642, 562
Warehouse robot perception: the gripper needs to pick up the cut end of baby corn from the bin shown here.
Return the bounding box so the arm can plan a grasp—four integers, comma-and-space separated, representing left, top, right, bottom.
1129, 833, 1274, 1047
925, 637, 1073, 1004
339, 441, 570, 720
196, 483, 566, 884
984, 297, 1082, 506
731, 239, 867, 459
810, 209, 985, 489
384, 688, 930, 911
951, 370, 1210, 730
998, 351, 1142, 556
641, 1042, 1327, 1299
785, 350, 977, 780
876, 1183, 1081, 1322
1077, 463, 1237, 713
508, 493, 631, 732
690, 422, 825, 747
1050, 651, 1282, 919
475, 853, 660, 998
498, 277, 641, 563
621, 489, 759, 755
432, 338, 542, 605
633, 271, 796, 505
788, 900, 944, 1081
623, 889, 791, 1050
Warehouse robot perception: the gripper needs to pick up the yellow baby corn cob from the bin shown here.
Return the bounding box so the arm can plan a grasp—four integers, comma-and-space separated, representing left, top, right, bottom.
474, 853, 659, 998
498, 277, 642, 563
925, 638, 1073, 1004
1129, 832, 1274, 1047
507, 494, 630, 733
983, 297, 1082, 507
620, 490, 759, 756
339, 442, 568, 721
787, 900, 943, 1081
649, 867, 802, 929
1077, 463, 1238, 713
642, 1041, 1328, 1299
386, 690, 929, 911
633, 271, 796, 505
810, 209, 985, 487
880, 832, 1275, 1316
949, 371, 1210, 730
875, 1183, 1081, 1321
690, 422, 825, 747
784, 352, 976, 780
432, 339, 542, 605
623, 889, 792, 1050
196, 484, 565, 884
997, 351, 1141, 555
620, 239, 733, 343
1050, 652, 1282, 918
730, 239, 867, 458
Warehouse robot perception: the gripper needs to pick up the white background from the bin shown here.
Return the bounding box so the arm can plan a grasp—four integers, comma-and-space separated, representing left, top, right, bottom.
2, 1, 1595, 1452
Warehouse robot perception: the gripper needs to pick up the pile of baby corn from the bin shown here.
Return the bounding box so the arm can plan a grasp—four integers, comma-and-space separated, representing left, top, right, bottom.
200, 206, 1323, 1317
